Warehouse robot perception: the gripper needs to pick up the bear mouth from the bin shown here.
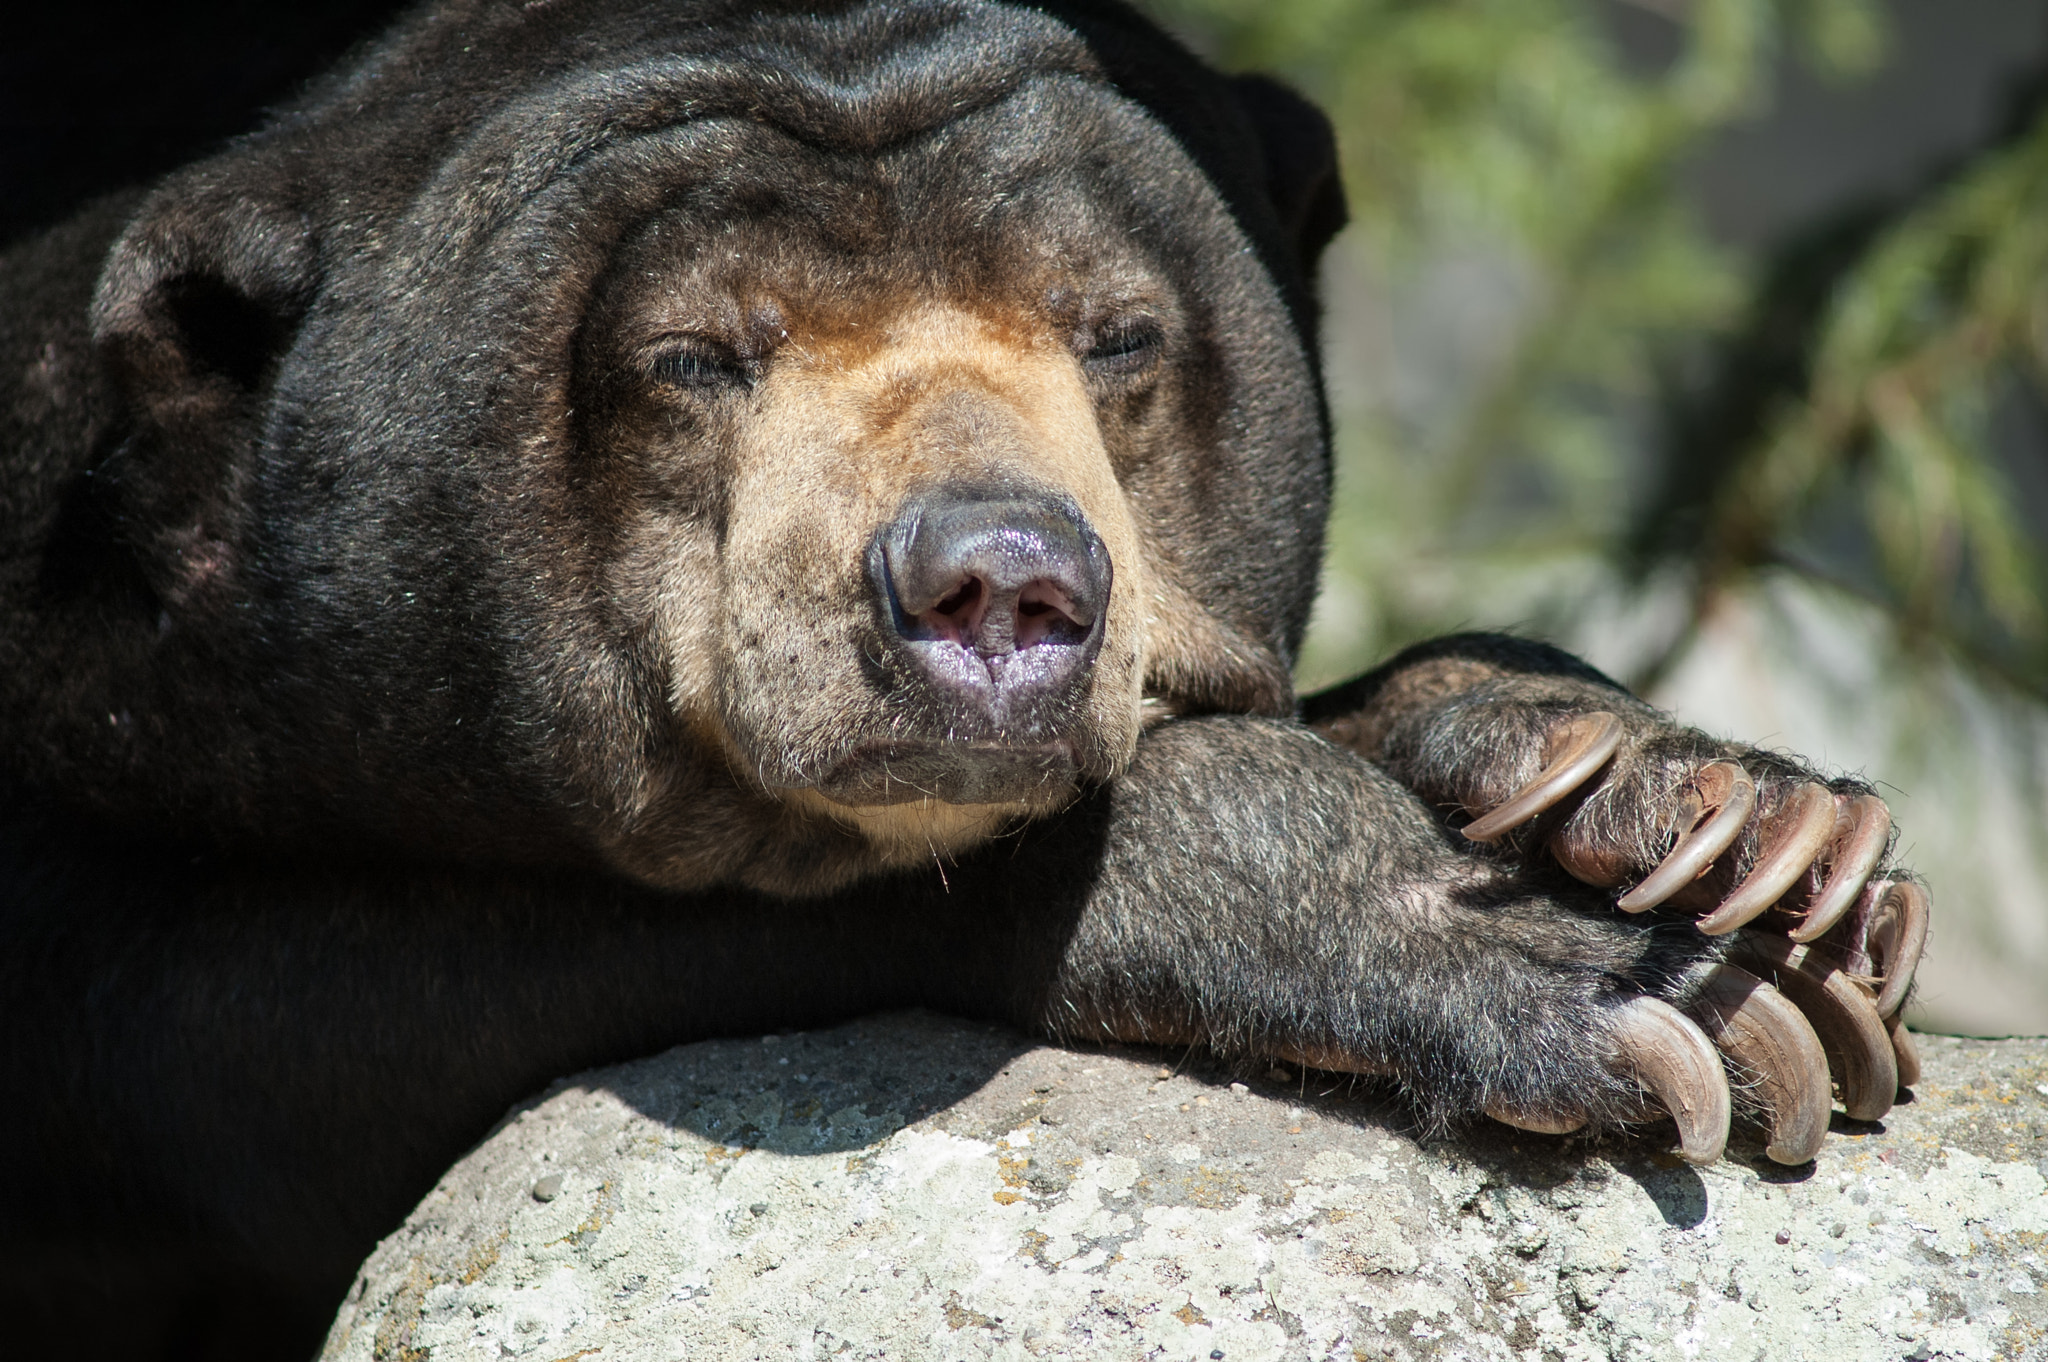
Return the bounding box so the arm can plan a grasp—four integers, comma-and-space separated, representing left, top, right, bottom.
812, 738, 1082, 807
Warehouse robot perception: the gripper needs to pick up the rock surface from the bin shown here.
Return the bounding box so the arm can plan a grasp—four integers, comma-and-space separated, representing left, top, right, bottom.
323, 1013, 2048, 1362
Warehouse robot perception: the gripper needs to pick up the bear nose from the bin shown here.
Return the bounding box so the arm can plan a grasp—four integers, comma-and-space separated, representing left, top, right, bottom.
877, 492, 1109, 657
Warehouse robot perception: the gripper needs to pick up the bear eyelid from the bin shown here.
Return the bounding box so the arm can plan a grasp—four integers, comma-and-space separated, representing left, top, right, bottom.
649, 337, 753, 392
1081, 317, 1163, 377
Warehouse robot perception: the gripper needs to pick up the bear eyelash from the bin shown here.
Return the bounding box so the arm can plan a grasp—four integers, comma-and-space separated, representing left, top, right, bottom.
1082, 319, 1163, 377
651, 340, 753, 392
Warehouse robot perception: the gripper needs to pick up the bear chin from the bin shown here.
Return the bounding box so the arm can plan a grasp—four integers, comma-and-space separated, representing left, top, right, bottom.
811, 739, 1084, 808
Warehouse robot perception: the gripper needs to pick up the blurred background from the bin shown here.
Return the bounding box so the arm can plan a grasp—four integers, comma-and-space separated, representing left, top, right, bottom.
1150, 0, 2048, 1036
6, 0, 2045, 1035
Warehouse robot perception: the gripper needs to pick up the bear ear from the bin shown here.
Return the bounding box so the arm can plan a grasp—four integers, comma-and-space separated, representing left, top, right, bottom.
1229, 74, 1348, 274
89, 179, 318, 611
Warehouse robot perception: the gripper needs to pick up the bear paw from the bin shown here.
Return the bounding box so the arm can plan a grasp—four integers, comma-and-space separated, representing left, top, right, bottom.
1446, 708, 1926, 1162
1461, 712, 1898, 937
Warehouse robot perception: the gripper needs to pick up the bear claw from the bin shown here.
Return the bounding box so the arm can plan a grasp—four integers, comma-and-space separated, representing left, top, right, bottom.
1791, 793, 1891, 942
1689, 964, 1832, 1165
1731, 932, 1899, 1122
1459, 710, 1623, 843
1693, 780, 1837, 934
1887, 1010, 1921, 1088
1609, 996, 1731, 1166
1483, 1102, 1589, 1136
1867, 880, 1929, 1017
1615, 760, 1757, 914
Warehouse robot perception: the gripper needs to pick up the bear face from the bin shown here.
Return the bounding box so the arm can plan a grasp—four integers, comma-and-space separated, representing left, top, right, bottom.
66, 0, 1330, 893
553, 94, 1279, 883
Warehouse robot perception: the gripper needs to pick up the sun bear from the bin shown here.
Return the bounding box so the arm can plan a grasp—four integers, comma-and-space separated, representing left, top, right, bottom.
0, 0, 1925, 1355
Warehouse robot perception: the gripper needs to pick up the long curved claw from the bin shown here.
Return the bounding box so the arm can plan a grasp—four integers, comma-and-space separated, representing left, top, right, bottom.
1888, 1012, 1921, 1089
1696, 781, 1838, 935
1689, 965, 1831, 1165
1270, 1042, 1391, 1076
1732, 933, 1898, 1122
1462, 711, 1624, 844
1867, 880, 1930, 1018
1485, 1104, 1588, 1135
1617, 761, 1757, 913
1609, 996, 1730, 1165
1791, 794, 1891, 943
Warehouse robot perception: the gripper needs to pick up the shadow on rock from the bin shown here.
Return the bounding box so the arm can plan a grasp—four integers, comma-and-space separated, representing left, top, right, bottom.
1615, 1157, 1710, 1229
567, 1010, 1035, 1157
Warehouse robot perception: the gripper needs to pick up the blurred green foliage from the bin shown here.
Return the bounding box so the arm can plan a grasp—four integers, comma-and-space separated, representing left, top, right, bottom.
1688, 97, 2048, 691
1147, 0, 2048, 699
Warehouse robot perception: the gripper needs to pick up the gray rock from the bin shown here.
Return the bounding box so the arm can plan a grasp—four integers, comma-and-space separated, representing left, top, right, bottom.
322, 1013, 2048, 1361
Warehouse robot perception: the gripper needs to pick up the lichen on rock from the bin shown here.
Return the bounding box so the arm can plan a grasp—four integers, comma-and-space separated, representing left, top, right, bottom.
323, 1013, 2048, 1361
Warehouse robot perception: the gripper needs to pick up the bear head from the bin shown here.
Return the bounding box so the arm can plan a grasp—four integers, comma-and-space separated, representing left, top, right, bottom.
74, 0, 1344, 892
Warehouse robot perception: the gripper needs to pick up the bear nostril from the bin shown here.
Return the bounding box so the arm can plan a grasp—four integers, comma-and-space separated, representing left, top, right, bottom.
912, 577, 987, 647
933, 579, 979, 618
1014, 581, 1088, 650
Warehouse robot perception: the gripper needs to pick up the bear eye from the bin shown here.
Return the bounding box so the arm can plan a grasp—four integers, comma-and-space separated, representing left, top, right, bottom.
1082, 319, 1162, 376
652, 339, 751, 392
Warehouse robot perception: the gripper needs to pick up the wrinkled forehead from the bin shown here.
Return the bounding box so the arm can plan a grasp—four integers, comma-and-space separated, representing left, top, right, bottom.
576, 90, 1186, 336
